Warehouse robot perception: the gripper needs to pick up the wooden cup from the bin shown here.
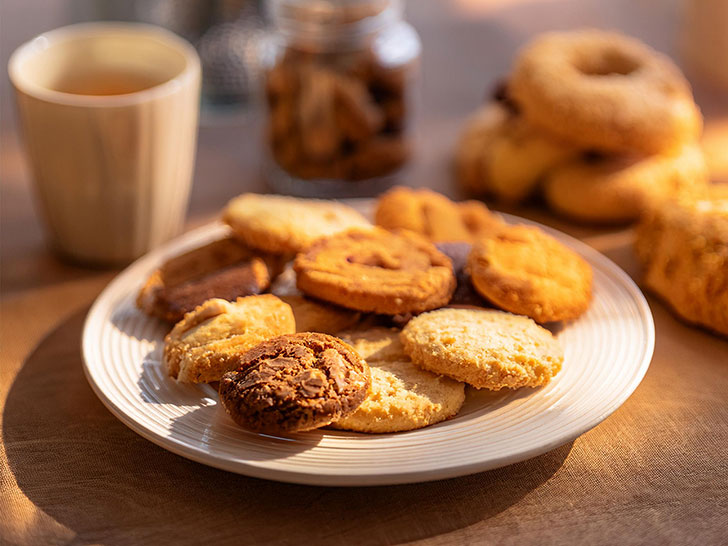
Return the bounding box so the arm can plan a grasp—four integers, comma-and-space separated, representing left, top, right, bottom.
9, 23, 201, 265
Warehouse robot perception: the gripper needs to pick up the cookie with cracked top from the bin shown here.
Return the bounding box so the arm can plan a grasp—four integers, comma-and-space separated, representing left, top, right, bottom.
218, 333, 371, 434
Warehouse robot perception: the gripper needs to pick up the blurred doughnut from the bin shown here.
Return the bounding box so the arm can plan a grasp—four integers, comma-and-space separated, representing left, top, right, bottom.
510, 30, 702, 154
455, 103, 576, 202
543, 144, 708, 224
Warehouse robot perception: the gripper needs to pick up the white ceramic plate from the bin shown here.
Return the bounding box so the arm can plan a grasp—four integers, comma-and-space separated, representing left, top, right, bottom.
82, 212, 654, 486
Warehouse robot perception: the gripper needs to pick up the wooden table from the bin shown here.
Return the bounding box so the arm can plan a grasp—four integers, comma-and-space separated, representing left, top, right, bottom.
2, 2, 727, 545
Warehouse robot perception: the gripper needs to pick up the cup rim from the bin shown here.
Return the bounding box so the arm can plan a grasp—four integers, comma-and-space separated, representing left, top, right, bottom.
8, 21, 201, 107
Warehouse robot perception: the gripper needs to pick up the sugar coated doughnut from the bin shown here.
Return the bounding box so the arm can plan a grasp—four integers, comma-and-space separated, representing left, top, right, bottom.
543, 144, 708, 223
510, 30, 702, 154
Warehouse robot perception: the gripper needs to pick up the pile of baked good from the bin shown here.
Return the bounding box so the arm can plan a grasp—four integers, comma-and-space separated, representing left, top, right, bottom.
635, 183, 728, 336
137, 188, 594, 435
456, 29, 708, 224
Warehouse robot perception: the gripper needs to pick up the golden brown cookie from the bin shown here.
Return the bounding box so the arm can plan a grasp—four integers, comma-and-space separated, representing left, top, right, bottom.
223, 193, 371, 254
338, 327, 407, 362
218, 333, 371, 434
278, 294, 361, 335
400, 308, 563, 390
455, 103, 576, 203
374, 186, 502, 242
543, 144, 708, 224
468, 224, 593, 322
331, 327, 465, 433
459, 200, 505, 239
294, 227, 456, 315
163, 295, 295, 383
635, 184, 728, 336
330, 360, 465, 433
137, 235, 285, 323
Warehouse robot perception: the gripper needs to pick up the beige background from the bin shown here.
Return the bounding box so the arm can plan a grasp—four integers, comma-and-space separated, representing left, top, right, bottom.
2, 1, 728, 545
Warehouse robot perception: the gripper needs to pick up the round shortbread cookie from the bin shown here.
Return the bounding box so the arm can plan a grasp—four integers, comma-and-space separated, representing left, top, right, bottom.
223, 193, 371, 254
163, 294, 295, 383
400, 308, 564, 390
330, 360, 465, 433
278, 294, 361, 335
338, 327, 407, 362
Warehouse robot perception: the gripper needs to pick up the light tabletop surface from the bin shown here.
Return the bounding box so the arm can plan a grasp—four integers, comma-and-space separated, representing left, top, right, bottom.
2, 1, 727, 545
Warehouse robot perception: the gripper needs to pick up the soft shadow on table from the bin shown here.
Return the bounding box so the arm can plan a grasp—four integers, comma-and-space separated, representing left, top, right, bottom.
0, 241, 116, 297
4, 307, 573, 546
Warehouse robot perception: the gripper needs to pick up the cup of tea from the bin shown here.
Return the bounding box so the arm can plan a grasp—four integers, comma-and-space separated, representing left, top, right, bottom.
9, 23, 201, 265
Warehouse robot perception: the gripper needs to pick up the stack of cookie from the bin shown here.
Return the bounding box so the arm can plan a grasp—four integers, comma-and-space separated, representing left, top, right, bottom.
456, 29, 709, 224
137, 189, 594, 435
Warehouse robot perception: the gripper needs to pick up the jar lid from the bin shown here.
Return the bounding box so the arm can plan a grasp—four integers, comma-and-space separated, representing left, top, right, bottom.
268, 0, 404, 50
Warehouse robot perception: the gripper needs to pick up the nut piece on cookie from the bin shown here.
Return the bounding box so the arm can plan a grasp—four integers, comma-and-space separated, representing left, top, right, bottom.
294, 227, 456, 315
164, 294, 295, 383
635, 183, 728, 336
218, 333, 371, 434
332, 327, 466, 433
222, 193, 371, 254
400, 308, 563, 390
468, 224, 593, 322
374, 186, 502, 242
137, 235, 286, 323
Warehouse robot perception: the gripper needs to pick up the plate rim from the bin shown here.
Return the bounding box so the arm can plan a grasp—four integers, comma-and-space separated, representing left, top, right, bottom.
81, 212, 655, 486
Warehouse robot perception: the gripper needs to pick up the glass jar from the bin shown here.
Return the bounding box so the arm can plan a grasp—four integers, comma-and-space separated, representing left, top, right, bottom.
261, 0, 421, 197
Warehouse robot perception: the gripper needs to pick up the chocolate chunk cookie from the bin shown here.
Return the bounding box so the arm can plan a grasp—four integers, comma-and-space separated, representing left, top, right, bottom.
218, 333, 371, 434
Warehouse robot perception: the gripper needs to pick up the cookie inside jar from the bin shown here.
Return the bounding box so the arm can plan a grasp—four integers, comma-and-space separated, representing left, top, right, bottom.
262, 0, 421, 197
